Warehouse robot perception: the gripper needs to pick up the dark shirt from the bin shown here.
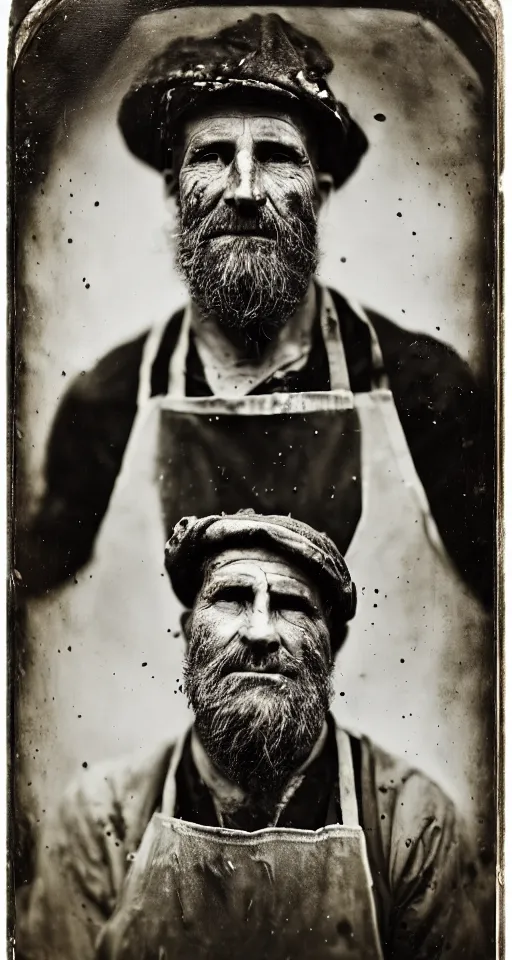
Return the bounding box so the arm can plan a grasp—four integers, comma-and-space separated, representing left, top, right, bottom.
16, 288, 495, 606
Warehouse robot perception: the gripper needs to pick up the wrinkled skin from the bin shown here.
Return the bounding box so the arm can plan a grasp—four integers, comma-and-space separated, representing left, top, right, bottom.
173, 105, 332, 345
183, 547, 334, 806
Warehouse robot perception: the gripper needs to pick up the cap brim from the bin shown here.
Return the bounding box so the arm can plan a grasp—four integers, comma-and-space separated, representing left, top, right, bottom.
118, 76, 368, 189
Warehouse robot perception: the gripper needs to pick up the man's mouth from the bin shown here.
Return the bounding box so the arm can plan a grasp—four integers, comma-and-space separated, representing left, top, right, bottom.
207, 228, 274, 240
222, 664, 294, 681
228, 670, 290, 684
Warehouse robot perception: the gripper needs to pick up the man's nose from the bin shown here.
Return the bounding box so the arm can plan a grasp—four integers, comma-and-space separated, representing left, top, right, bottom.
244, 594, 280, 655
224, 146, 266, 215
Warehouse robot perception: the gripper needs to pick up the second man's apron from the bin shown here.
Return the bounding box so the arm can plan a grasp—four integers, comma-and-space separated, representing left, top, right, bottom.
24, 287, 491, 861
95, 727, 383, 960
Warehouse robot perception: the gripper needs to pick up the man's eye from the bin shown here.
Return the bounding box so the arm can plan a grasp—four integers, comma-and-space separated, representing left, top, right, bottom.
190, 145, 232, 165
212, 587, 251, 605
193, 151, 222, 164
273, 596, 315, 616
269, 152, 295, 163
258, 145, 303, 165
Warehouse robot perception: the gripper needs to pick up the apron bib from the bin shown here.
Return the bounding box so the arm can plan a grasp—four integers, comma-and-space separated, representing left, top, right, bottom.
154, 292, 361, 549
96, 728, 383, 960
23, 288, 492, 863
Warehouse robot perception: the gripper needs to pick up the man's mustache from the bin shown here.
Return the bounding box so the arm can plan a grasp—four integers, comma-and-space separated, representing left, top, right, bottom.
220, 651, 298, 679
181, 205, 279, 243
188, 635, 327, 688
213, 641, 300, 679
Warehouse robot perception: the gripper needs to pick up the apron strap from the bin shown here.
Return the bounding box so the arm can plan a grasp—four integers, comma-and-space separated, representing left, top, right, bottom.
167, 304, 193, 398
137, 319, 172, 408
161, 728, 190, 816
335, 727, 360, 828
341, 293, 390, 391
320, 288, 352, 392
375, 393, 448, 559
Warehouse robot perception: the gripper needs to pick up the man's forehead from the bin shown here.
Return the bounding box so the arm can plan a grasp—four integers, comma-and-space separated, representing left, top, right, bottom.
203, 547, 316, 588
181, 106, 309, 144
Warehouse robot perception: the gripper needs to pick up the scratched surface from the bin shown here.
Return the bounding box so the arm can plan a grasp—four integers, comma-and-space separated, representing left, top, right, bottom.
13, 2, 495, 916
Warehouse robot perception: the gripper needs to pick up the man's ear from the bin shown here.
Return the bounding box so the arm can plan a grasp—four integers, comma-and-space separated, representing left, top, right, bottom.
163, 168, 179, 199
180, 610, 193, 646
316, 172, 334, 206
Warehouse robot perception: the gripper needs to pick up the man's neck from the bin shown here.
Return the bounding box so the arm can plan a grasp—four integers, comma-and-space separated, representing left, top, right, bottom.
190, 281, 318, 398
190, 720, 328, 828
191, 281, 317, 357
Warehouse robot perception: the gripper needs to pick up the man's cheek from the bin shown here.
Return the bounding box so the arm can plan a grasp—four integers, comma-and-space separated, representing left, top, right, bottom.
279, 616, 318, 649
266, 172, 316, 210
181, 172, 223, 210
190, 616, 236, 656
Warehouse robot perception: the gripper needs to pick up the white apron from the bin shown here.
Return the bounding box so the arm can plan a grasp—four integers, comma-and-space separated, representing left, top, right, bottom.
23, 287, 491, 862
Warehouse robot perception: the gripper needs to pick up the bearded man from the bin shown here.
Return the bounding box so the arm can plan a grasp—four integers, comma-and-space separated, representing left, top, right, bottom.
19, 511, 485, 960
17, 12, 493, 611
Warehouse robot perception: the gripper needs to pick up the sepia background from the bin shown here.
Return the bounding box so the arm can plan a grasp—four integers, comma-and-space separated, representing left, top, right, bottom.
13, 0, 496, 900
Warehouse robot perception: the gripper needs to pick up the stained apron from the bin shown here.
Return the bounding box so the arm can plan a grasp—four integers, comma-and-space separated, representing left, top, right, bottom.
23, 287, 491, 859
95, 727, 383, 960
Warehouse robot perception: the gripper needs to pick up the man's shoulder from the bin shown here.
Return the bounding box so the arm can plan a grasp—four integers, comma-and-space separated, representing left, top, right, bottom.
61, 331, 149, 410
344, 726, 457, 825
329, 287, 474, 388
57, 737, 181, 845
341, 726, 462, 904
68, 307, 187, 406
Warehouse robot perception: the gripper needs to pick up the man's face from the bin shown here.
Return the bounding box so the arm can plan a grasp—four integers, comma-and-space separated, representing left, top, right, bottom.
184, 547, 333, 796
174, 104, 322, 340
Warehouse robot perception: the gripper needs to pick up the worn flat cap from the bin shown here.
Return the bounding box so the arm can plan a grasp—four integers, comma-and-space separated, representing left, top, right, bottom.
165, 510, 357, 623
119, 13, 368, 189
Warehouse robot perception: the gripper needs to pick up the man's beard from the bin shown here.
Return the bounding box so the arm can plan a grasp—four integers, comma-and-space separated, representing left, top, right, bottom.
176, 194, 319, 342
184, 631, 333, 800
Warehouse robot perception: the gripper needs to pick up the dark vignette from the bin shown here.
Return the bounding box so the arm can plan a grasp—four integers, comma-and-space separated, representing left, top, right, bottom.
6, 1, 502, 956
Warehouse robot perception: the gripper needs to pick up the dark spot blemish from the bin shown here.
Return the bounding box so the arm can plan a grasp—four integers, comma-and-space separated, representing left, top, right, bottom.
337, 920, 353, 940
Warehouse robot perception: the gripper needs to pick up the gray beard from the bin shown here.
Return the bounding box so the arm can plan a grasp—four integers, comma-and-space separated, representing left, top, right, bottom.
184, 632, 333, 800
175, 203, 319, 342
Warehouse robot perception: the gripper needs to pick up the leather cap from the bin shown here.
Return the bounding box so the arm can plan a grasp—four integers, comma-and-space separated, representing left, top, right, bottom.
118, 13, 368, 189
165, 510, 357, 624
